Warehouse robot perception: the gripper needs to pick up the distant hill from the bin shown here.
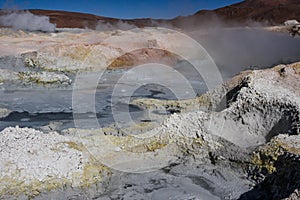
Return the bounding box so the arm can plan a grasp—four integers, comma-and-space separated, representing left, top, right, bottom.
1, 0, 300, 29
190, 0, 300, 25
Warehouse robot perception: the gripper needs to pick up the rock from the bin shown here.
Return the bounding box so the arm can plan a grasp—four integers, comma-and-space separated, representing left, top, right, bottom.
58, 63, 299, 199
284, 189, 300, 200
0, 69, 19, 82
93, 62, 300, 199
0, 108, 11, 118
284, 20, 300, 27
283, 20, 300, 36
240, 134, 300, 199
133, 63, 300, 147
0, 127, 110, 199
291, 24, 300, 36
18, 71, 72, 85
0, 62, 299, 199
107, 48, 178, 70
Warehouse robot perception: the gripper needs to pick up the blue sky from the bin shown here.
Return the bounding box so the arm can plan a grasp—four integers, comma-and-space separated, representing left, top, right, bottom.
0, 0, 243, 19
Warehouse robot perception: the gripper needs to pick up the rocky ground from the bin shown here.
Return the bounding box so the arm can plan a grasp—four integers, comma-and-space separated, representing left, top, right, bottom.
0, 60, 299, 199
0, 25, 299, 199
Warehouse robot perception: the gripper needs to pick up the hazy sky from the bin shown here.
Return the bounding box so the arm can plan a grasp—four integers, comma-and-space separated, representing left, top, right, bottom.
0, 0, 243, 19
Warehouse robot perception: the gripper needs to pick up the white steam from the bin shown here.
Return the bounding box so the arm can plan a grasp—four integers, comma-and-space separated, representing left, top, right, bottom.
96, 20, 136, 31
0, 11, 56, 32
191, 27, 300, 79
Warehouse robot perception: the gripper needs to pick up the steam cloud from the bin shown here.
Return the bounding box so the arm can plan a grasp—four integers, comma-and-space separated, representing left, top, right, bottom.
169, 14, 300, 79
0, 11, 56, 32
191, 27, 300, 79
96, 20, 136, 31
95, 15, 300, 80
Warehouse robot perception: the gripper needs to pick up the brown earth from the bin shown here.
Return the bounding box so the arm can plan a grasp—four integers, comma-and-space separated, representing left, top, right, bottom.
189, 0, 300, 25
108, 48, 179, 70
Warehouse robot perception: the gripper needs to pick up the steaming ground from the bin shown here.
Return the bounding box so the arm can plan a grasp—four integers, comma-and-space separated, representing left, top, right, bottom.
0, 24, 299, 199
0, 25, 299, 132
0, 62, 299, 199
0, 26, 299, 129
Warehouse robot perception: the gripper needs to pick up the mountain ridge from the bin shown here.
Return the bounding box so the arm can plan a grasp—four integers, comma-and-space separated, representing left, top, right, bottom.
1, 0, 300, 29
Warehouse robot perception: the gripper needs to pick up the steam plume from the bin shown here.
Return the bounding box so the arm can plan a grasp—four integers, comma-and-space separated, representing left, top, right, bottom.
96, 20, 136, 31
0, 10, 56, 32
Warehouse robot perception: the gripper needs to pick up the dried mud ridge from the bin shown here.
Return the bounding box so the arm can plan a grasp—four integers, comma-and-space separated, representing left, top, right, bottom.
0, 62, 299, 199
